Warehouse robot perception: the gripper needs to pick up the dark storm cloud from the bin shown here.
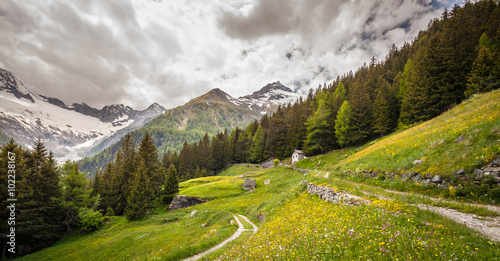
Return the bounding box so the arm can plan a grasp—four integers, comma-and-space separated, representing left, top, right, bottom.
0, 0, 183, 109
219, 0, 348, 40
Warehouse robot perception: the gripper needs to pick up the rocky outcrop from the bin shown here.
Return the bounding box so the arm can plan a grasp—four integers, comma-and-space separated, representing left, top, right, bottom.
168, 195, 207, 211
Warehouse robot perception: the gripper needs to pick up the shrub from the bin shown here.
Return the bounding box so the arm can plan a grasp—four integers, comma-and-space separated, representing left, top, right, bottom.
78, 208, 104, 232
273, 159, 280, 167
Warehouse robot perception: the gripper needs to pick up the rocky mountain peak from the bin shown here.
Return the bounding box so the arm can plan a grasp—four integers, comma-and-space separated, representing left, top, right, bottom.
0, 68, 35, 102
188, 88, 232, 105
245, 81, 294, 99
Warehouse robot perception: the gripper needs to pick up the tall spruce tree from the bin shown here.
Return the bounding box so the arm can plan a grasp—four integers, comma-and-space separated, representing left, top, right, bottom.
465, 33, 500, 96
111, 133, 137, 215
163, 164, 179, 206
125, 161, 153, 220
335, 101, 352, 148
61, 161, 90, 231
17, 140, 63, 255
304, 97, 333, 155
249, 125, 265, 163
138, 132, 163, 197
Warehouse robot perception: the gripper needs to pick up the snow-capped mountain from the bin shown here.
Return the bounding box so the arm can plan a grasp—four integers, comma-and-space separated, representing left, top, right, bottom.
235, 81, 304, 114
0, 68, 165, 160
192, 81, 304, 115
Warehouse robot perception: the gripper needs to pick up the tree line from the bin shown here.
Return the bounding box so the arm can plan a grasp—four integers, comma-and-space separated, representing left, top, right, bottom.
164, 0, 500, 180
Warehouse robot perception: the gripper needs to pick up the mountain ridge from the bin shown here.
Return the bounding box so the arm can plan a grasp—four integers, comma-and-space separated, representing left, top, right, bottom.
0, 68, 166, 160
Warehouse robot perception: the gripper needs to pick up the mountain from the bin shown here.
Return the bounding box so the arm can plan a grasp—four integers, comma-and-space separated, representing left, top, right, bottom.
0, 68, 165, 160
78, 83, 304, 175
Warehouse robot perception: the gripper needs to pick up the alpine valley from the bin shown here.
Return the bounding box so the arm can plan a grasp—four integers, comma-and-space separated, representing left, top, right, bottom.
0, 67, 304, 170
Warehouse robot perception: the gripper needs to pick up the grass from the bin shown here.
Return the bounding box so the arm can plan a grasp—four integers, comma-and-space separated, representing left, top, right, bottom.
18, 210, 236, 261
17, 166, 304, 260
340, 90, 500, 176
220, 192, 500, 260
217, 165, 260, 176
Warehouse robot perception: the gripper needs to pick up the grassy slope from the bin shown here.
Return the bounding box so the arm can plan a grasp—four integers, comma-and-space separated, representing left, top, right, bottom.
339, 90, 500, 175
18, 166, 304, 260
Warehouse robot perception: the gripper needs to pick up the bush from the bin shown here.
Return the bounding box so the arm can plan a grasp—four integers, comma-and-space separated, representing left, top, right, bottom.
273, 159, 280, 167
78, 208, 104, 232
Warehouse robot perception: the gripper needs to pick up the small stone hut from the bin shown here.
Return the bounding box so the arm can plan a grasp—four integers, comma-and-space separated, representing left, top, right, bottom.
292, 150, 305, 164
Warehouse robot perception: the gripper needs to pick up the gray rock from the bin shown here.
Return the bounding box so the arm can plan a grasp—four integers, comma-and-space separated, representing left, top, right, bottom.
190, 210, 197, 218
492, 158, 500, 165
243, 179, 257, 190
457, 169, 466, 176
413, 175, 422, 182
431, 175, 442, 183
169, 195, 207, 211
425, 174, 432, 179
456, 135, 465, 142
413, 159, 423, 165
474, 169, 483, 176
495, 177, 500, 183
483, 167, 500, 172
402, 173, 409, 179
422, 179, 431, 185
264, 179, 271, 185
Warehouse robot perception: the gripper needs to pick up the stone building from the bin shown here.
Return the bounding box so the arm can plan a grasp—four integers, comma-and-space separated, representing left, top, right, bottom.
292, 150, 305, 164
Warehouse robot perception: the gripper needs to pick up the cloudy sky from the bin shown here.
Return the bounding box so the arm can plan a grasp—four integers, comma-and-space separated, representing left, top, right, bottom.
0, 0, 459, 110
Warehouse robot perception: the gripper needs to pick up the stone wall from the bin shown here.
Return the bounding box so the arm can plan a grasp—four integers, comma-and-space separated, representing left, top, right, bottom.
304, 181, 370, 205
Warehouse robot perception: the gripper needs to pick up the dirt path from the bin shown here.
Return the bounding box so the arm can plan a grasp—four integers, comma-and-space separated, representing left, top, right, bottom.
358, 188, 500, 242
183, 214, 258, 261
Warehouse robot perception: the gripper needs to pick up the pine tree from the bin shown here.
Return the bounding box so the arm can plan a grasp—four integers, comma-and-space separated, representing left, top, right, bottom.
373, 79, 397, 136
60, 161, 90, 231
348, 81, 373, 144
249, 125, 265, 163
163, 164, 179, 206
111, 134, 137, 215
465, 33, 500, 96
335, 101, 352, 148
304, 97, 333, 155
17, 140, 63, 255
138, 132, 163, 197
125, 161, 153, 220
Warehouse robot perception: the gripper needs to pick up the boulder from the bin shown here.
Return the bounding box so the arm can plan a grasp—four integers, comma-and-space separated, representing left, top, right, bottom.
412, 175, 422, 182
422, 179, 431, 185
413, 159, 423, 165
264, 179, 271, 185
431, 175, 442, 183
190, 210, 197, 218
243, 179, 257, 190
168, 195, 207, 211
456, 169, 466, 176
492, 158, 500, 165
473, 169, 483, 176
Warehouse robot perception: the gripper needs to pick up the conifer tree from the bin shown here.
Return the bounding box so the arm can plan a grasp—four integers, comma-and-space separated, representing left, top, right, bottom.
17, 140, 63, 255
304, 97, 333, 155
125, 161, 153, 220
335, 101, 352, 148
249, 125, 265, 163
138, 132, 163, 197
465, 33, 500, 96
111, 133, 137, 215
61, 161, 90, 231
348, 82, 373, 144
163, 164, 179, 206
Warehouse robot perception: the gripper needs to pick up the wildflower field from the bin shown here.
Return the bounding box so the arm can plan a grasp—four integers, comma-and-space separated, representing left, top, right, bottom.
340, 90, 500, 175
221, 192, 500, 260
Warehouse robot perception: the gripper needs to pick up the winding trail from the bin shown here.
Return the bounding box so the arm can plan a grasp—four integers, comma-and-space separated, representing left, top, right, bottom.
183, 214, 258, 261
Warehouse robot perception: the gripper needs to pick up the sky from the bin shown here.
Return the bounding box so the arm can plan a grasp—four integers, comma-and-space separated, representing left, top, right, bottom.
0, 0, 460, 110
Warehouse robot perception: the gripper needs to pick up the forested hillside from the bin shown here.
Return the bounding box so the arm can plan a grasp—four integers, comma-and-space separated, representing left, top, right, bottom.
161, 0, 500, 181
78, 90, 261, 175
